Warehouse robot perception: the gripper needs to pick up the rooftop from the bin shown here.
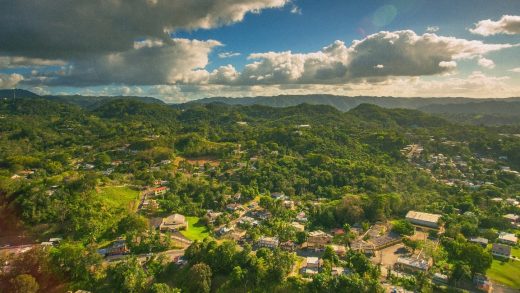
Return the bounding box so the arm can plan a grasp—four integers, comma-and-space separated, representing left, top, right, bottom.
396, 257, 430, 270
405, 210, 442, 224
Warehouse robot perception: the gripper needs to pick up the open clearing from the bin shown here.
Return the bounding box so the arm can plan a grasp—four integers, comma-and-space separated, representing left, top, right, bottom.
95, 186, 140, 211
180, 216, 210, 241
487, 256, 520, 290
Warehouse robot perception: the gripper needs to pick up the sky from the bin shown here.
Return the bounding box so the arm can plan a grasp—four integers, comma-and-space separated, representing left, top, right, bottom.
0, 0, 519, 102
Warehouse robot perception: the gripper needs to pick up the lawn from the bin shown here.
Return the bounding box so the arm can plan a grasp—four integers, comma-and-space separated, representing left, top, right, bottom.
512, 247, 520, 259
487, 258, 520, 289
95, 186, 140, 211
180, 216, 210, 241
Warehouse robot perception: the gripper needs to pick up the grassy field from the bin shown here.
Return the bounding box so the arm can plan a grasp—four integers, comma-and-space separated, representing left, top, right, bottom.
95, 186, 140, 211
487, 258, 520, 289
512, 247, 520, 258
181, 216, 210, 241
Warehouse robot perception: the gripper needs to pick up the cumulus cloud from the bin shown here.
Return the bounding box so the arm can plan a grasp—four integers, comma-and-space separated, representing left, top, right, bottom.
218, 52, 241, 58
0, 73, 24, 89
478, 57, 495, 69
0, 0, 289, 59
470, 15, 520, 36
209, 30, 514, 85
47, 38, 220, 86
509, 67, 520, 73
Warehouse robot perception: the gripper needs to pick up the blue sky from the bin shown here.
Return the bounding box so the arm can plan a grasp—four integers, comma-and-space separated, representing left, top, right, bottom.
0, 0, 519, 101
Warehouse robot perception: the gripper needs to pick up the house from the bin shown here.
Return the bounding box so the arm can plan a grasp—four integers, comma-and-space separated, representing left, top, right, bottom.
217, 227, 234, 236
405, 211, 442, 229
257, 236, 279, 249
473, 274, 492, 292
330, 244, 347, 256
142, 199, 159, 211
154, 186, 169, 196
159, 214, 188, 232
283, 200, 295, 209
432, 273, 448, 285
305, 257, 320, 269
295, 212, 308, 222
280, 241, 297, 251
395, 257, 430, 273
226, 203, 243, 212
331, 267, 351, 276
99, 238, 129, 256
331, 228, 345, 236
469, 237, 489, 248
291, 222, 305, 232
503, 214, 519, 223
307, 230, 333, 250
238, 216, 259, 226
491, 243, 511, 259
271, 192, 286, 200
498, 232, 518, 245
205, 210, 222, 223
49, 238, 62, 244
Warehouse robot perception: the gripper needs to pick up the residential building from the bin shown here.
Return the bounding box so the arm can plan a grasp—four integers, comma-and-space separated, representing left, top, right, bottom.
395, 257, 430, 273
503, 214, 519, 223
432, 273, 448, 285
491, 243, 511, 259
473, 274, 492, 292
330, 244, 347, 256
306, 257, 320, 268
280, 241, 297, 251
160, 214, 188, 232
154, 186, 169, 196
469, 237, 489, 248
307, 230, 333, 249
257, 236, 279, 249
291, 222, 305, 232
405, 210, 442, 229
498, 232, 518, 245
271, 192, 286, 200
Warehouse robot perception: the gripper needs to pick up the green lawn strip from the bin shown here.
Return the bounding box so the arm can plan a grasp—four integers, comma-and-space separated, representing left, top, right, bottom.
512, 247, 520, 259
180, 216, 210, 241
487, 259, 520, 289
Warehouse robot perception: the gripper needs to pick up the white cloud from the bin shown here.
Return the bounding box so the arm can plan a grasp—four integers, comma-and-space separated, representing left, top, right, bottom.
209, 30, 514, 85
509, 67, 520, 73
0, 73, 24, 89
478, 57, 495, 69
218, 52, 241, 58
470, 15, 520, 36
50, 38, 221, 86
438, 61, 457, 69
426, 26, 439, 33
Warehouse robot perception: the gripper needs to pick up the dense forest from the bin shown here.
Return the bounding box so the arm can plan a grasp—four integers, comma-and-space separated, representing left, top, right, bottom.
0, 95, 519, 292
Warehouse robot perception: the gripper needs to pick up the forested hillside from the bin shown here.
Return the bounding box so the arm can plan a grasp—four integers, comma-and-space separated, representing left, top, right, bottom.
0, 98, 519, 292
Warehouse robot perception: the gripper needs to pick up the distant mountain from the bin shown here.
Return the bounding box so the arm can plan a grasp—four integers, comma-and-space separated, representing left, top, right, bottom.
0, 89, 164, 109
0, 89, 40, 99
419, 100, 520, 115
190, 95, 520, 112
